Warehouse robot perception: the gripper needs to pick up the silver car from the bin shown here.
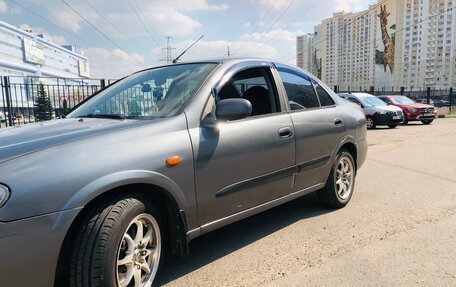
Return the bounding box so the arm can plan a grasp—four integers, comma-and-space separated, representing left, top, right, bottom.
338, 92, 403, 129
0, 59, 367, 287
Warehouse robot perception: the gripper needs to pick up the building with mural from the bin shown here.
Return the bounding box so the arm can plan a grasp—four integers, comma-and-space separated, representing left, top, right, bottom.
299, 0, 456, 90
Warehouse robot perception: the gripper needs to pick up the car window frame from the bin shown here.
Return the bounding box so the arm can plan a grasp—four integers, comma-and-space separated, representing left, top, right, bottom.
210, 64, 287, 121
274, 65, 323, 112
311, 79, 336, 108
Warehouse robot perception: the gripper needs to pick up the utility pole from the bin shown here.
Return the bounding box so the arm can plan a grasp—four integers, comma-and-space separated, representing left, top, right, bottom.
225, 46, 234, 57
159, 36, 176, 63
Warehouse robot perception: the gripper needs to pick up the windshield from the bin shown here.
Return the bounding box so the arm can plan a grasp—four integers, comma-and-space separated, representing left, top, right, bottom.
360, 96, 388, 107
390, 96, 415, 104
68, 63, 216, 119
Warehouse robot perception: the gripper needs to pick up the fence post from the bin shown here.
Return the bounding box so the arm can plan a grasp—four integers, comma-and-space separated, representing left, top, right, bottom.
450, 87, 453, 114
370, 86, 374, 95
334, 85, 338, 93
426, 87, 431, 105
400, 87, 404, 95
2, 76, 13, 127
100, 79, 106, 89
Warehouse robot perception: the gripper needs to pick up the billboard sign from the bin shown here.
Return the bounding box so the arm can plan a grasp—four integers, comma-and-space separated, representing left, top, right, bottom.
78, 60, 90, 78
23, 38, 45, 65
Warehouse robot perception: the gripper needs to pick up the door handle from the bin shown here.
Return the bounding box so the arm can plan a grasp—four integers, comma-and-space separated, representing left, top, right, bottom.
278, 127, 292, 138
334, 118, 343, 127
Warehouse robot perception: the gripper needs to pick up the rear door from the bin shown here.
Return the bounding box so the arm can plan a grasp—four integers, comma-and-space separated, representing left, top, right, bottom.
275, 64, 344, 192
190, 65, 295, 226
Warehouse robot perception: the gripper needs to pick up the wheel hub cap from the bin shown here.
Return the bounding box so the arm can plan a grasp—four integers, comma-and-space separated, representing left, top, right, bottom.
116, 213, 161, 287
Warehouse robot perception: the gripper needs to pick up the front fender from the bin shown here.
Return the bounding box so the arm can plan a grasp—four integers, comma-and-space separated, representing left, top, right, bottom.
62, 170, 186, 211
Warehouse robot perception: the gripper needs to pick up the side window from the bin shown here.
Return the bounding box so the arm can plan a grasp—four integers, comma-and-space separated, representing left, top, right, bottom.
313, 82, 335, 106
217, 68, 279, 117
277, 69, 320, 110
378, 97, 389, 103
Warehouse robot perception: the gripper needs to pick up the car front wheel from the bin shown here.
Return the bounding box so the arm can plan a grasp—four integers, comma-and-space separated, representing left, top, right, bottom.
69, 194, 163, 287
318, 149, 356, 209
366, 117, 376, 129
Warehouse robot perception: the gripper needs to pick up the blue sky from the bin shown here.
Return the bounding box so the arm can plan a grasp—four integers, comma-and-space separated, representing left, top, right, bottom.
0, 0, 372, 78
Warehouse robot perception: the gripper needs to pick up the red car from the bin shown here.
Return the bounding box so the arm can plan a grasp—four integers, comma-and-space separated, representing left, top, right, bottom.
377, 95, 437, 125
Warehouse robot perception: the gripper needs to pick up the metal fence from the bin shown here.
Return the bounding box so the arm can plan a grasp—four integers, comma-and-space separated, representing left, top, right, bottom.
0, 76, 116, 128
334, 86, 455, 113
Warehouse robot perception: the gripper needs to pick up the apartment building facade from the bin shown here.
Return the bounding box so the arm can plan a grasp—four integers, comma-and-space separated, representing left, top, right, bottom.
301, 0, 456, 90
296, 33, 314, 72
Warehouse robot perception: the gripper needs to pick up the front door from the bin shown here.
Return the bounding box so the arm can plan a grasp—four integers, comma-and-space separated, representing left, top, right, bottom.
189, 66, 295, 226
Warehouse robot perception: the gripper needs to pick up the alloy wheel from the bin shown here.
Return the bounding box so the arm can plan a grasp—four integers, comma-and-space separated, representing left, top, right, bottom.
116, 213, 161, 287
335, 156, 354, 200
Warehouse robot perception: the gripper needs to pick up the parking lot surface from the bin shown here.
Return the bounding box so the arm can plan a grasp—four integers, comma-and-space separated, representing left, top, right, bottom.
162, 119, 456, 286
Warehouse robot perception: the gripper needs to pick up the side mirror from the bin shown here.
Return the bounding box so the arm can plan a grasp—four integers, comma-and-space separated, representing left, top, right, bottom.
216, 98, 252, 121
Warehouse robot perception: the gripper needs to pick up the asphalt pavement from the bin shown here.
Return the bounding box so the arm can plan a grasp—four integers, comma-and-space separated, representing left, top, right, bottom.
161, 118, 456, 287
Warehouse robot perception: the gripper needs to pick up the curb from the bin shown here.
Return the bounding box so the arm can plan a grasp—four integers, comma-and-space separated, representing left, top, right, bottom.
438, 114, 456, 118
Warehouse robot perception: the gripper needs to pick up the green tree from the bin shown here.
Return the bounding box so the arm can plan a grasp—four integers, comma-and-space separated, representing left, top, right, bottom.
62, 99, 69, 115
34, 83, 54, 121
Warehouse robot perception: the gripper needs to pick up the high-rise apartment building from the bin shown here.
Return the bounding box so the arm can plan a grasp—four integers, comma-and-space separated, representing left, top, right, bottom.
398, 0, 456, 88
296, 33, 314, 72
312, 7, 378, 90
303, 0, 456, 89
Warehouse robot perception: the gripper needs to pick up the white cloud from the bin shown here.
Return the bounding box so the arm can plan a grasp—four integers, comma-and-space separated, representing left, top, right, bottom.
255, 0, 292, 10
0, 0, 7, 13
333, 0, 368, 12
84, 48, 145, 79
51, 9, 82, 32
240, 28, 301, 42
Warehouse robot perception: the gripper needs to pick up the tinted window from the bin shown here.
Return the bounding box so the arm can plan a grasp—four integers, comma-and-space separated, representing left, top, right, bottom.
277, 69, 319, 110
314, 84, 335, 106
218, 68, 279, 116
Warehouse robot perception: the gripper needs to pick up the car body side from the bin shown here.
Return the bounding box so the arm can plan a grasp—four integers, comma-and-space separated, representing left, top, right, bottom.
0, 59, 367, 286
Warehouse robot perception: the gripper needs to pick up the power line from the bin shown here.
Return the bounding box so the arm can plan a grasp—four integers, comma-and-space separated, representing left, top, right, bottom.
7, 0, 92, 46
255, 0, 319, 57
241, 0, 296, 56
126, 0, 162, 49
82, 0, 127, 38
243, 2, 276, 40
59, 0, 144, 67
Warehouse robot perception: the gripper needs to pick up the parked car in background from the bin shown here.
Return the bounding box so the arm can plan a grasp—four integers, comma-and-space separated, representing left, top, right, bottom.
0, 111, 5, 122
377, 95, 437, 125
0, 58, 367, 287
338, 92, 403, 129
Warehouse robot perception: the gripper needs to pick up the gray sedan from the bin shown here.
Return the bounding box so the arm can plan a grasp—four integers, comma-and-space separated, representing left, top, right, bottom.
0, 58, 367, 287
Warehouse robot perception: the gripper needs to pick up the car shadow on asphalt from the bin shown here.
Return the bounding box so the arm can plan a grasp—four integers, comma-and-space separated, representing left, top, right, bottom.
158, 192, 332, 285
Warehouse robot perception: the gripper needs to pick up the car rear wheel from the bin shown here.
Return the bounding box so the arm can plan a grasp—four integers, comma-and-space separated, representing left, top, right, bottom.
69, 194, 163, 287
421, 119, 433, 125
388, 124, 397, 128
318, 149, 356, 209
366, 117, 376, 129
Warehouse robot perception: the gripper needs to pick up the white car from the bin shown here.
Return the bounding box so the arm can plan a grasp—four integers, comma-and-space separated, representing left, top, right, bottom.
338, 93, 403, 129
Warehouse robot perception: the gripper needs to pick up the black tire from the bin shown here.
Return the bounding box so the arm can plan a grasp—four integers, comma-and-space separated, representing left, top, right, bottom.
388, 124, 397, 128
69, 194, 164, 287
318, 149, 356, 209
421, 119, 433, 125
402, 112, 408, 124
366, 117, 376, 129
